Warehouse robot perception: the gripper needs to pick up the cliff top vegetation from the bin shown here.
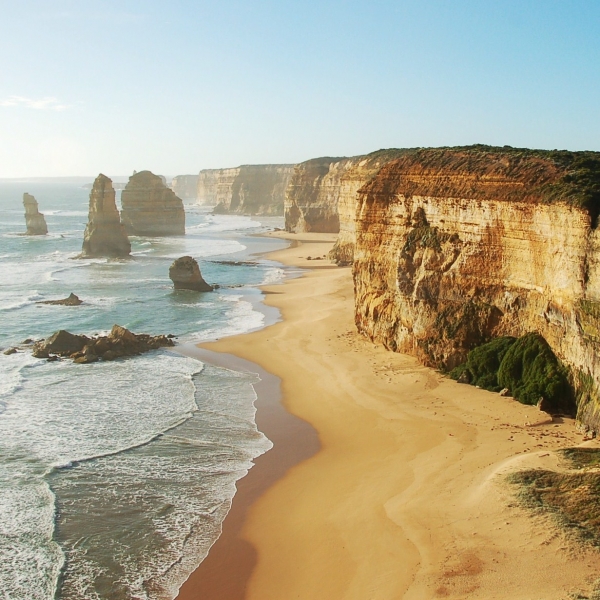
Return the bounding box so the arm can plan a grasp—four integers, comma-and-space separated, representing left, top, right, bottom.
358, 144, 600, 222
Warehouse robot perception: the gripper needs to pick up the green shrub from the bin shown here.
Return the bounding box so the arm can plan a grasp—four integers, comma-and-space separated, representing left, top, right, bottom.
450, 332, 575, 413
450, 336, 517, 391
497, 333, 571, 410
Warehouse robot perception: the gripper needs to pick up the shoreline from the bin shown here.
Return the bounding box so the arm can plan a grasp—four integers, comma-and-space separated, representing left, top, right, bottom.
178, 231, 600, 599
174, 346, 319, 600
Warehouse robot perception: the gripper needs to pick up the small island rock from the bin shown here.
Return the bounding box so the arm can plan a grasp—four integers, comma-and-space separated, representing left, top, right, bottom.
23, 193, 48, 235
169, 256, 213, 292
38, 293, 83, 306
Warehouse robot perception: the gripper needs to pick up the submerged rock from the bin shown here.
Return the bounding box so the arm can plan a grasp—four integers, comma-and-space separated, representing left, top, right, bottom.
23, 193, 48, 235
81, 174, 131, 258
121, 170, 185, 236
38, 293, 83, 306
169, 256, 213, 292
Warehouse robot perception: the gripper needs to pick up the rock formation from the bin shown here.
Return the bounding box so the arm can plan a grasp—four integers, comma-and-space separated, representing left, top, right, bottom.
351, 145, 600, 433
169, 256, 213, 291
38, 293, 83, 306
284, 150, 409, 263
81, 174, 131, 258
171, 174, 199, 200
32, 325, 174, 363
121, 170, 185, 236
23, 193, 48, 235
196, 165, 295, 215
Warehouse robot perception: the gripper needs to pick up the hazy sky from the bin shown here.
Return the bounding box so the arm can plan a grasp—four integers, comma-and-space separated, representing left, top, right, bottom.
1, 0, 599, 177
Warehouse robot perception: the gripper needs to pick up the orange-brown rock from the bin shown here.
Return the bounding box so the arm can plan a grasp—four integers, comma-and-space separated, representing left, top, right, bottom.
121, 170, 185, 236
23, 193, 48, 235
352, 146, 600, 433
285, 151, 406, 251
81, 175, 131, 258
197, 165, 295, 215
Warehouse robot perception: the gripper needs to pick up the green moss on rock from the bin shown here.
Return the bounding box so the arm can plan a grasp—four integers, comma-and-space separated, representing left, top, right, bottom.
450, 332, 574, 413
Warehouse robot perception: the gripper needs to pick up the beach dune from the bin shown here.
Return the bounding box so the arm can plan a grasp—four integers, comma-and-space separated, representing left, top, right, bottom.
178, 232, 600, 600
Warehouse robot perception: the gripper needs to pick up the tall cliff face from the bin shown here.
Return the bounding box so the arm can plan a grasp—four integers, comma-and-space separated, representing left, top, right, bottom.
171, 175, 199, 200
284, 151, 406, 245
196, 165, 294, 215
284, 157, 351, 233
121, 170, 185, 236
352, 147, 600, 432
196, 170, 219, 206
23, 193, 48, 235
81, 175, 130, 258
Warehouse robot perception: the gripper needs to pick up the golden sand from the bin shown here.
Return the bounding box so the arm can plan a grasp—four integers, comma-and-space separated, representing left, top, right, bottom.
179, 232, 600, 600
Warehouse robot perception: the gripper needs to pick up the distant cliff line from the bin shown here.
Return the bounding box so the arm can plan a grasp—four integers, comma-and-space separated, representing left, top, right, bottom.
176, 145, 600, 434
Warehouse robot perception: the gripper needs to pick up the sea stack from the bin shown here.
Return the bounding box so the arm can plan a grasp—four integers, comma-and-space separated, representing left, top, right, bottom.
121, 170, 185, 236
169, 256, 213, 292
81, 174, 131, 258
23, 193, 48, 235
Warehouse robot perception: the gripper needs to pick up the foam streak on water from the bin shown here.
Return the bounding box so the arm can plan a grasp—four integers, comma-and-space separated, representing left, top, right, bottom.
0, 182, 287, 599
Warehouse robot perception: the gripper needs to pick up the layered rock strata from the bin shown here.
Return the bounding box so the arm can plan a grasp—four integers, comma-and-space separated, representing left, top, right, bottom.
197, 165, 295, 215
23, 193, 48, 235
171, 174, 199, 200
169, 256, 213, 292
284, 151, 406, 250
81, 175, 131, 258
121, 170, 185, 236
352, 147, 600, 432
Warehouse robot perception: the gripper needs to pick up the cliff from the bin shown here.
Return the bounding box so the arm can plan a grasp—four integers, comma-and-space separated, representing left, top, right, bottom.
23, 193, 48, 235
81, 174, 131, 258
352, 146, 600, 433
171, 174, 199, 200
121, 170, 185, 236
284, 151, 406, 248
196, 164, 295, 215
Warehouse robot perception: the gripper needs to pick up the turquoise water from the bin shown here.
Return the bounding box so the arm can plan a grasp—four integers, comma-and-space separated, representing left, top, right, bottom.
0, 180, 288, 599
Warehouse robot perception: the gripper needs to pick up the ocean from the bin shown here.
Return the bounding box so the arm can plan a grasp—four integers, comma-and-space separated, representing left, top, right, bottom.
0, 179, 289, 599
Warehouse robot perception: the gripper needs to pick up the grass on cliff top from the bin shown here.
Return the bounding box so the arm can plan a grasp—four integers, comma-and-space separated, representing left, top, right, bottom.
363, 144, 600, 220
508, 464, 600, 548
450, 333, 574, 413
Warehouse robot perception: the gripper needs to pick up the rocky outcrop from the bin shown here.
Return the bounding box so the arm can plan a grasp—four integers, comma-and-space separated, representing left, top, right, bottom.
121, 170, 185, 236
171, 175, 199, 200
284, 150, 410, 257
197, 165, 295, 215
284, 157, 349, 233
81, 174, 131, 258
38, 293, 82, 306
23, 193, 48, 235
352, 146, 600, 433
32, 325, 174, 363
169, 256, 213, 291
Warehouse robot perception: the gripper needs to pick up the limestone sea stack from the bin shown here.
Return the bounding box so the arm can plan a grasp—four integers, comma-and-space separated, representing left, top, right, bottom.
121, 170, 185, 236
23, 193, 48, 235
81, 174, 131, 258
169, 256, 213, 291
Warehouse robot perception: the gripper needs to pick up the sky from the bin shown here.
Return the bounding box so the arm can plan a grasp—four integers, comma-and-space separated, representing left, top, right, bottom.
1, 0, 599, 177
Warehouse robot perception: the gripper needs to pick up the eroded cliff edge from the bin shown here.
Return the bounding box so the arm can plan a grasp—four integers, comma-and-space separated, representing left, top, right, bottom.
352, 146, 600, 433
197, 164, 294, 215
284, 151, 407, 262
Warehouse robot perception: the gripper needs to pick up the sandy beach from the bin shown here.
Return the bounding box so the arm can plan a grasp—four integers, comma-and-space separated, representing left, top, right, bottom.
178, 232, 600, 600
